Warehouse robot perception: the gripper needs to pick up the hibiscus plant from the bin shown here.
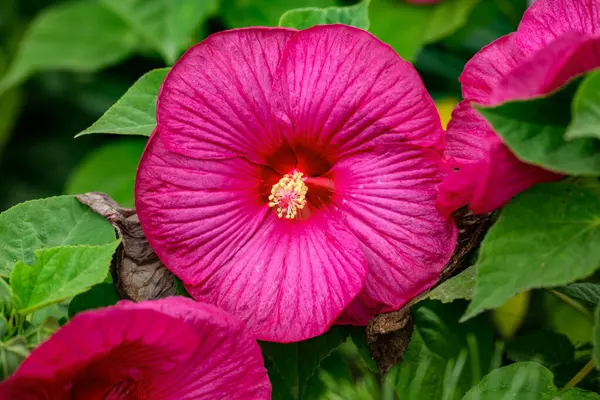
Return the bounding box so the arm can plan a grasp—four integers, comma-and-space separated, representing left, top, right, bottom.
0, 0, 600, 398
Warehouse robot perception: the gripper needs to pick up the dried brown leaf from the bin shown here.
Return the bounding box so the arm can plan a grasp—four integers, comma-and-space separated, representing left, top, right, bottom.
76, 192, 176, 301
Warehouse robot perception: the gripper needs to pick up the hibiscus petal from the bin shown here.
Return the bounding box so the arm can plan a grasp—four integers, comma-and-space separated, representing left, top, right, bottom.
186, 211, 368, 342
157, 28, 295, 162
2, 305, 199, 398
331, 145, 457, 323
270, 24, 444, 161
120, 298, 271, 399
491, 33, 600, 105
445, 100, 489, 164
460, 33, 523, 104
439, 104, 561, 215
136, 130, 272, 286
516, 0, 600, 53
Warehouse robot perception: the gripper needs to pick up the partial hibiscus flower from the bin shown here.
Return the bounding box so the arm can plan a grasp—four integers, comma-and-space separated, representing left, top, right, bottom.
0, 297, 270, 399
438, 0, 600, 215
136, 25, 457, 342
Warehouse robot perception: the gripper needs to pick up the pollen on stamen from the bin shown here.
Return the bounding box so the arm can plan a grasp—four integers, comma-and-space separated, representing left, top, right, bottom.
268, 171, 308, 219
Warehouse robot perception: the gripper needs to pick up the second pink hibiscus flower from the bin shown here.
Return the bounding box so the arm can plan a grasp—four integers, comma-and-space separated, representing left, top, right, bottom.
438, 0, 600, 215
136, 25, 457, 342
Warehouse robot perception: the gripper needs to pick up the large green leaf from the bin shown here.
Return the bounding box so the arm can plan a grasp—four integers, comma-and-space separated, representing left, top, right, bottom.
99, 0, 217, 64
0, 196, 117, 277
567, 70, 600, 140
0, 1, 138, 94
10, 241, 120, 315
369, 0, 478, 62
279, 0, 370, 30
220, 0, 335, 28
557, 283, 600, 306
262, 326, 352, 399
478, 80, 600, 176
462, 362, 600, 399
463, 182, 600, 321
66, 139, 146, 207
427, 265, 476, 303
77, 68, 168, 137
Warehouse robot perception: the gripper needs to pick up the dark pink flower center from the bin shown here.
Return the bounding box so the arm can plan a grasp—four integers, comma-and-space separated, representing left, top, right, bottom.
261, 142, 337, 219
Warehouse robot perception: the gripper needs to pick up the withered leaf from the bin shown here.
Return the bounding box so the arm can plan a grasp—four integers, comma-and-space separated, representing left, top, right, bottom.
76, 192, 176, 301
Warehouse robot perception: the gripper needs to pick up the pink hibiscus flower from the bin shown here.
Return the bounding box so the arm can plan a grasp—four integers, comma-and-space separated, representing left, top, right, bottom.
437, 0, 600, 215
135, 25, 457, 342
136, 25, 456, 342
0, 297, 270, 399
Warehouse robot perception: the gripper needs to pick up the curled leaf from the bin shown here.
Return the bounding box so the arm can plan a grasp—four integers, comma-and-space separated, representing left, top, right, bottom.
76, 192, 176, 301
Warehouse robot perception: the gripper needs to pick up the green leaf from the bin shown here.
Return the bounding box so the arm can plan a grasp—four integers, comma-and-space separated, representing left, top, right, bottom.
24, 316, 60, 347
220, 0, 335, 28
99, 0, 217, 64
348, 328, 379, 374
68, 282, 120, 317
31, 303, 68, 326
261, 326, 352, 399
77, 68, 168, 137
303, 350, 379, 400
0, 196, 117, 277
556, 283, 600, 306
0, 1, 138, 94
492, 291, 530, 339
477, 80, 600, 176
463, 182, 600, 321
595, 305, 600, 367
388, 301, 494, 400
0, 88, 22, 156
567, 70, 600, 140
462, 362, 600, 399
506, 330, 575, 369
10, 241, 120, 315
369, 0, 478, 62
66, 139, 145, 207
427, 265, 476, 303
422, 0, 480, 44
544, 291, 593, 346
388, 331, 469, 400
0, 336, 29, 380
279, 0, 370, 30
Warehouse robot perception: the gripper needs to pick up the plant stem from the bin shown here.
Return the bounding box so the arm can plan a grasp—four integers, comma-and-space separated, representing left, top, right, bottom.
550, 290, 593, 320
563, 359, 595, 390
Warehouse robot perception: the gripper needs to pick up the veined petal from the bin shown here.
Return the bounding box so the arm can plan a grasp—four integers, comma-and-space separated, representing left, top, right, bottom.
270, 24, 444, 162
460, 33, 523, 104
186, 211, 368, 342
439, 105, 561, 215
331, 145, 456, 323
516, 0, 600, 53
157, 28, 295, 162
491, 33, 600, 105
135, 130, 273, 286
444, 100, 488, 164
122, 298, 270, 399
